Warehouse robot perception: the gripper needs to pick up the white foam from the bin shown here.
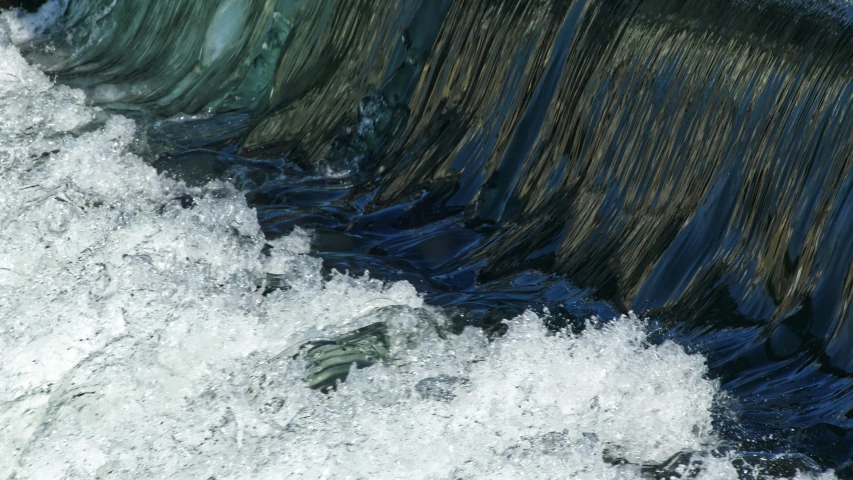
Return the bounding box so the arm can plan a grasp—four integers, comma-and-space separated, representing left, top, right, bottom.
0, 27, 837, 480
0, 0, 68, 44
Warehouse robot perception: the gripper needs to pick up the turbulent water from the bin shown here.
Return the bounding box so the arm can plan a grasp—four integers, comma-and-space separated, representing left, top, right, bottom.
2, 0, 853, 478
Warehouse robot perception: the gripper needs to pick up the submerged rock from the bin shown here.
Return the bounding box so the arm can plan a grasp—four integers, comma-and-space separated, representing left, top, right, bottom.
414, 374, 470, 401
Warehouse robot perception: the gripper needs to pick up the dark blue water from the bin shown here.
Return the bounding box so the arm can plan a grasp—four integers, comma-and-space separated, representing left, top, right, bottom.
12, 0, 853, 476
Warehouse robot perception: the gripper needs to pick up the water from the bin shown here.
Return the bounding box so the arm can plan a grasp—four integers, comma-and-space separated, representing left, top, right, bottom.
1, 0, 852, 478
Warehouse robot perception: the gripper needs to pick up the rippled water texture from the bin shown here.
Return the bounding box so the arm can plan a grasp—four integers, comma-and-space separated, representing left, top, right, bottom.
5, 0, 853, 477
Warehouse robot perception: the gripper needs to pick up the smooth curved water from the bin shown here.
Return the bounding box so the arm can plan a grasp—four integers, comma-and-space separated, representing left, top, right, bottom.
3, 0, 853, 478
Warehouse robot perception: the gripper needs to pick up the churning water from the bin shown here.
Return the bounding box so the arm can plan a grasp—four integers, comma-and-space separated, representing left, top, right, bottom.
1, 0, 852, 478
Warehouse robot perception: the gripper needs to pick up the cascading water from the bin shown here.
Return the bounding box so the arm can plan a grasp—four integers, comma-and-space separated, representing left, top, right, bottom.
2, 0, 853, 478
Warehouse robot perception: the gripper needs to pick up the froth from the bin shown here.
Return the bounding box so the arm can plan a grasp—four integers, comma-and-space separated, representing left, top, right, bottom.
1, 0, 69, 44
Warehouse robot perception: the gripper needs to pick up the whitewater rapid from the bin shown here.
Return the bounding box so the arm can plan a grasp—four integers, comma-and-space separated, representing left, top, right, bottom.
0, 6, 838, 480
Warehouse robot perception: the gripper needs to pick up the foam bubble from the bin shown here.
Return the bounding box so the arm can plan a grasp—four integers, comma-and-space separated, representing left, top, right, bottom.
1, 0, 69, 44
